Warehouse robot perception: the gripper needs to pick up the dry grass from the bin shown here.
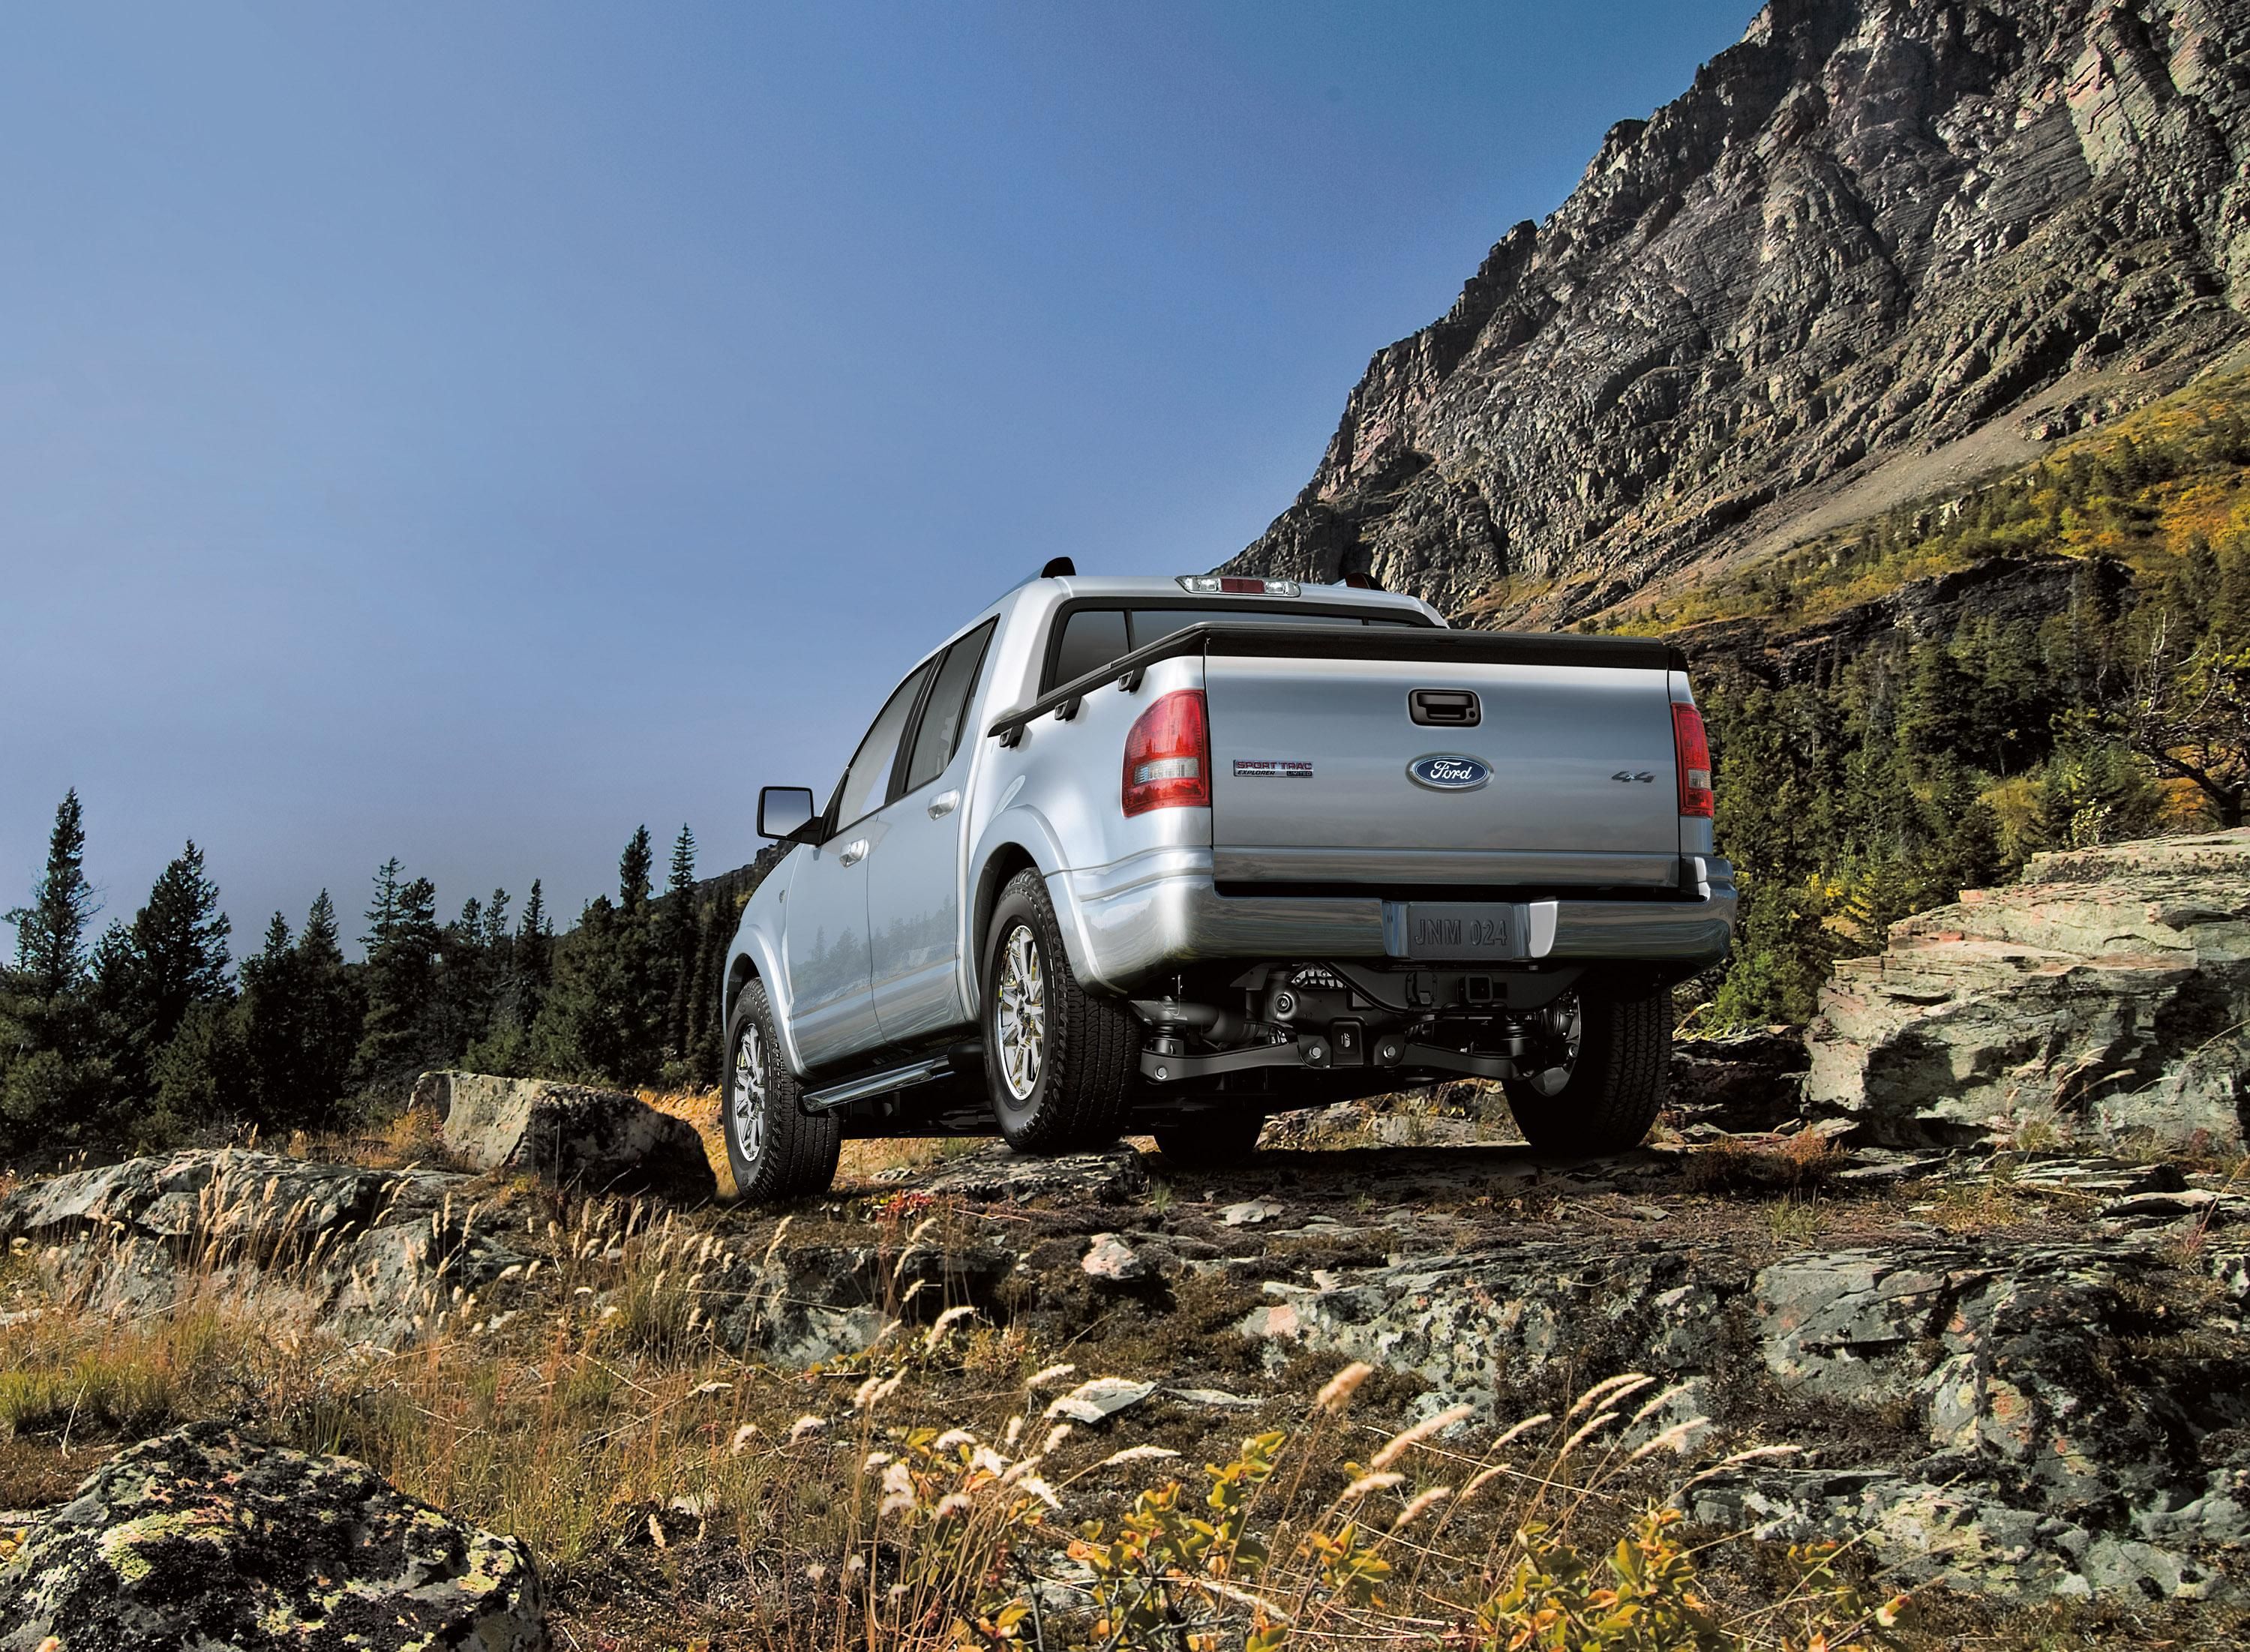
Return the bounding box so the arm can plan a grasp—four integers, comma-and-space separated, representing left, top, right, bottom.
0, 1159, 1925, 1650
1682, 1131, 1846, 1196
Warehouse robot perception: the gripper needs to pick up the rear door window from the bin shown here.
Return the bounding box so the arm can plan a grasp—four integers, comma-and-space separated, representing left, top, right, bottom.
901, 620, 998, 793
830, 660, 935, 833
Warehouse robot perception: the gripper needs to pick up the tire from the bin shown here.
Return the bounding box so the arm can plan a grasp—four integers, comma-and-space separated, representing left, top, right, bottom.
1153, 1111, 1264, 1168
982, 869, 1138, 1153
723, 979, 842, 1203
1502, 984, 1670, 1156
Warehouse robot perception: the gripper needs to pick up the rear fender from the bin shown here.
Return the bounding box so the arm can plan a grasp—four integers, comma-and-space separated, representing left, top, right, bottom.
965, 805, 1095, 1008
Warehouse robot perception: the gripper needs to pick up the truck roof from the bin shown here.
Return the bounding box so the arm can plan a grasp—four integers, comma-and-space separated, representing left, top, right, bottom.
1034, 573, 1439, 622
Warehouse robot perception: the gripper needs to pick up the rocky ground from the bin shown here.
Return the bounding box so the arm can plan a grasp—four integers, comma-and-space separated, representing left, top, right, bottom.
9, 835, 2250, 1647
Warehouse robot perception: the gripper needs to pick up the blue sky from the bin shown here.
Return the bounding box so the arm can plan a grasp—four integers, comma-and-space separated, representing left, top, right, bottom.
2, 1, 1750, 954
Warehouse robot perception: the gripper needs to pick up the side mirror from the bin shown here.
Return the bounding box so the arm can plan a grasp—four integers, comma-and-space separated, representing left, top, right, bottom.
758, 786, 818, 841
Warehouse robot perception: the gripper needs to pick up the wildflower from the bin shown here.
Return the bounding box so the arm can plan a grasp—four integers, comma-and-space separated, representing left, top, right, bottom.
788, 1414, 828, 1444
1024, 1363, 1076, 1392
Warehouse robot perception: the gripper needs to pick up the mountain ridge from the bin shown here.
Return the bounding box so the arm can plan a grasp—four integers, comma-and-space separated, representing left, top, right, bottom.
1223, 0, 2250, 626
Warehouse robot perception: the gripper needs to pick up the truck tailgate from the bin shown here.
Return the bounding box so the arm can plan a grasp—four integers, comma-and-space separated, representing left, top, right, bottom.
1202, 632, 1684, 889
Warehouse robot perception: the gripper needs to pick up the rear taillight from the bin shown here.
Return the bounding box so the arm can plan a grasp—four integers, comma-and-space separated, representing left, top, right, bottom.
1672, 702, 1714, 818
1123, 690, 1210, 816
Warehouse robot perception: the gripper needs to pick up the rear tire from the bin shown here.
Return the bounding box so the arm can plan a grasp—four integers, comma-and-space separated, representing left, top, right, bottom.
1153, 1111, 1264, 1167
982, 869, 1137, 1153
1502, 984, 1670, 1156
724, 979, 842, 1203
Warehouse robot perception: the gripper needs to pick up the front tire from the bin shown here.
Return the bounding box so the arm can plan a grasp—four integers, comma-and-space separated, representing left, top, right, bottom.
724, 979, 842, 1203
982, 870, 1138, 1153
1502, 985, 1670, 1156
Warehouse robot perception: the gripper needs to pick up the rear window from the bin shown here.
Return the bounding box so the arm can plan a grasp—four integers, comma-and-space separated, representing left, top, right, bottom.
1045, 604, 1424, 691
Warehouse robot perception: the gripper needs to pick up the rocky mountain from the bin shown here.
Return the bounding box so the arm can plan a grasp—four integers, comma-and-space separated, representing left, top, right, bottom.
1226, 0, 2250, 625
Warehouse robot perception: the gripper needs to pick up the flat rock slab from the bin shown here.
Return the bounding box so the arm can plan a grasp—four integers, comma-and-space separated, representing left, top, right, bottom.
906, 1144, 1148, 1205
1235, 1231, 2250, 1602
0, 1148, 523, 1348
0, 1423, 545, 1651
415, 1070, 716, 1204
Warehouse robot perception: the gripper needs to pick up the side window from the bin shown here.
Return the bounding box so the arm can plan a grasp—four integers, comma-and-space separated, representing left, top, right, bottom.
903, 619, 997, 793
1048, 608, 1128, 690
830, 660, 934, 834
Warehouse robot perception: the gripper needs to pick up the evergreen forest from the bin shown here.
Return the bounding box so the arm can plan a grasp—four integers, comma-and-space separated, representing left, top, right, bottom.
0, 798, 770, 1162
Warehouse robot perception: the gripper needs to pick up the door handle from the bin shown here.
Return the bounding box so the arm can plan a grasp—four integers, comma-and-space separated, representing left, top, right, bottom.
927, 790, 961, 820
838, 838, 869, 867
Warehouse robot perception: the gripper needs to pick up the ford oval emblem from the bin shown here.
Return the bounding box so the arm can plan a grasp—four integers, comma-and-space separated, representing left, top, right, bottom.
1408, 754, 1490, 791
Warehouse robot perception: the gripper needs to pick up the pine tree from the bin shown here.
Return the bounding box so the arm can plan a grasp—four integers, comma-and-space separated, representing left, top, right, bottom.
78, 842, 240, 1135
620, 826, 654, 916
353, 866, 442, 1094
530, 828, 667, 1085
518, 880, 552, 997
293, 892, 362, 1119
238, 911, 306, 1130
658, 823, 699, 1067
8, 789, 98, 999
482, 889, 512, 955
528, 895, 662, 1085
110, 841, 234, 1054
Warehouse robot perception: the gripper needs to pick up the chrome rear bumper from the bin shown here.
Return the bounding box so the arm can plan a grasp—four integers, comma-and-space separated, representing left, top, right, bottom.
1050, 847, 1736, 992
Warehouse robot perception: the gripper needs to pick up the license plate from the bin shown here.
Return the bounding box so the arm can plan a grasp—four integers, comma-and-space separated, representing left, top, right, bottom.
1383, 901, 1526, 961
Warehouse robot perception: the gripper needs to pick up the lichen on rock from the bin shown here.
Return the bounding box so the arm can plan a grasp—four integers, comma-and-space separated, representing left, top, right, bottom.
0, 1423, 545, 1651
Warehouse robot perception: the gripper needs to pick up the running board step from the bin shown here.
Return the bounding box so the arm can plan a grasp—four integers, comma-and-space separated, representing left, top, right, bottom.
802, 1056, 955, 1114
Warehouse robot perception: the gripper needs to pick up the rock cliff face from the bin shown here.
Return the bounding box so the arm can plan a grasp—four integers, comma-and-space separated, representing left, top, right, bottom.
1227, 0, 2250, 622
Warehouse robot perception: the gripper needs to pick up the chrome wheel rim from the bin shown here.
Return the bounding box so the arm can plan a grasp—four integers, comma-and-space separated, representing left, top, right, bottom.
994, 922, 1046, 1102
1526, 993, 1582, 1097
732, 1022, 768, 1164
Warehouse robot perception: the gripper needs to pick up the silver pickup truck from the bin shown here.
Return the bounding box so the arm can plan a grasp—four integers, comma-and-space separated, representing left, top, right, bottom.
721, 565, 1736, 1201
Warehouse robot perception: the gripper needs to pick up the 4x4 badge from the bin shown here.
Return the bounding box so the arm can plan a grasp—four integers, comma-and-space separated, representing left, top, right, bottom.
1407, 754, 1490, 791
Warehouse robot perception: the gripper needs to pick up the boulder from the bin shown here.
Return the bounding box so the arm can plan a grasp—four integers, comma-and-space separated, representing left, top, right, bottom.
413, 1071, 716, 1203
0, 1148, 524, 1348
1806, 832, 2250, 1151
0, 1423, 544, 1651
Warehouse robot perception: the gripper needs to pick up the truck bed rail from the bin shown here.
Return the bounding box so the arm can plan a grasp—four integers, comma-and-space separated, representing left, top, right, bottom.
984, 622, 1688, 748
